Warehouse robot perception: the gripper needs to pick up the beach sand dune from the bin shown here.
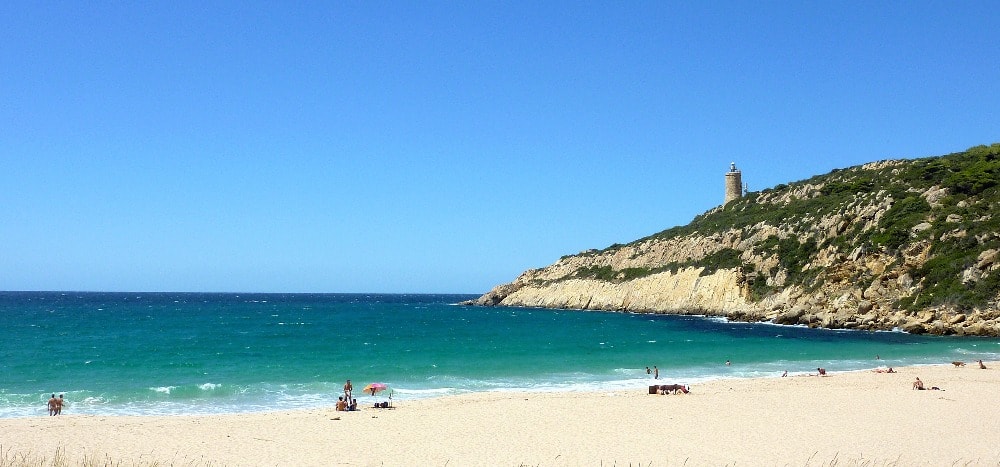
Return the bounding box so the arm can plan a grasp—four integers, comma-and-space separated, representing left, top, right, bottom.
3, 363, 999, 466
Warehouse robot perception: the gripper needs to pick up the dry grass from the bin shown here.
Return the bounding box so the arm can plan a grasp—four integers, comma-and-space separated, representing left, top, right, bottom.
0, 446, 222, 467
3, 448, 995, 467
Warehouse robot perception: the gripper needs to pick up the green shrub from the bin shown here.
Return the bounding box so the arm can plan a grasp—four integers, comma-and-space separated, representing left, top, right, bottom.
870, 196, 931, 250
552, 143, 1000, 312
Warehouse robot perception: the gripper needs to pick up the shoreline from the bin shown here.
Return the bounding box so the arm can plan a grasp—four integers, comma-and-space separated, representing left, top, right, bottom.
2, 360, 979, 420
3, 361, 999, 466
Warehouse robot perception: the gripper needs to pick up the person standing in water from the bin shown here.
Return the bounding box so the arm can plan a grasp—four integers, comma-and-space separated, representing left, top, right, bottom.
47, 394, 57, 416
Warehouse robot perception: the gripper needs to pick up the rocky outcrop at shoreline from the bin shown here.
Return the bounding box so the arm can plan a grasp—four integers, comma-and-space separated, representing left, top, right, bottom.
464, 144, 1000, 336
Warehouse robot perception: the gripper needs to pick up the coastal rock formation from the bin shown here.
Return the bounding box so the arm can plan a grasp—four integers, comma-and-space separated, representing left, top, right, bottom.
465, 144, 1000, 336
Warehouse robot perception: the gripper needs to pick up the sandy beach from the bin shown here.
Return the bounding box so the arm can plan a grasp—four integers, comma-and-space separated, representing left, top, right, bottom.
3, 362, 999, 466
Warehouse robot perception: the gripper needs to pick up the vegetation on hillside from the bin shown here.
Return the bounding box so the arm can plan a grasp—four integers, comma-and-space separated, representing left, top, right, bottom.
560, 143, 1000, 312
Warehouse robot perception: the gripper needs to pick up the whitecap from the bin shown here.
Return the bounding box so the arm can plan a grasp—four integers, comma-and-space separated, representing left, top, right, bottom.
393, 387, 454, 396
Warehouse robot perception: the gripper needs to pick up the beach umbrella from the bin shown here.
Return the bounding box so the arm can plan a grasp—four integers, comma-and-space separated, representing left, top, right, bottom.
363, 382, 388, 396
364, 382, 392, 407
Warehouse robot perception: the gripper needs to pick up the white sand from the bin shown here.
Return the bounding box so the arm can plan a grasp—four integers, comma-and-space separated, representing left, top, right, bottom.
3, 362, 999, 466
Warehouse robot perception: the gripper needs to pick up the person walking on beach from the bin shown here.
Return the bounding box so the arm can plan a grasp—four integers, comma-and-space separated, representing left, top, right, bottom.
47, 394, 58, 416
56, 394, 64, 415
344, 379, 353, 401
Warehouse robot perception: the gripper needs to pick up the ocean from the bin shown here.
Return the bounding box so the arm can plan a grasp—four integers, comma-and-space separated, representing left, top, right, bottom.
2, 291, 997, 418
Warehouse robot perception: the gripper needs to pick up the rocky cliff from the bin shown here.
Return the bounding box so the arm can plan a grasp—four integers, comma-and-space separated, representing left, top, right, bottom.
465, 144, 1000, 336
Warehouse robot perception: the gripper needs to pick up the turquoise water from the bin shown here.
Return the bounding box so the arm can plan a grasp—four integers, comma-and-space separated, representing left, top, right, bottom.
2, 291, 997, 418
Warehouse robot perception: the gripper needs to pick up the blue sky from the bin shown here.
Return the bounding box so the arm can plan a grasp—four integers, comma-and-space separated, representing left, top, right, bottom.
2, 2, 998, 293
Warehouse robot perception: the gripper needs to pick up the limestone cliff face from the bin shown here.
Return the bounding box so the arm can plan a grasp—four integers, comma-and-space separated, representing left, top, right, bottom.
466, 145, 1000, 336
495, 268, 751, 314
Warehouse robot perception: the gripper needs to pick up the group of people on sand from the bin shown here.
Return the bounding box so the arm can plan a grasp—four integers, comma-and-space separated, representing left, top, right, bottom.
46, 394, 65, 416
336, 396, 358, 411
337, 379, 359, 412
644, 364, 692, 394
334, 378, 394, 411
910, 359, 988, 391
642, 355, 991, 396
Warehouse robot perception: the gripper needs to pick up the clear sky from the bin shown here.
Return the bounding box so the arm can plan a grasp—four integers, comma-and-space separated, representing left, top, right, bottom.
2, 2, 998, 294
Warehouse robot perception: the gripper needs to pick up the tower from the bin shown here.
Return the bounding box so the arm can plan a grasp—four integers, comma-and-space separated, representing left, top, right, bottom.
724, 162, 742, 204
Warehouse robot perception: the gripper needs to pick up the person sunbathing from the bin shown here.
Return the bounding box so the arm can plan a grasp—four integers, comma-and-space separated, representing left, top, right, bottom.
658, 384, 689, 394
913, 377, 925, 390
979, 359, 987, 369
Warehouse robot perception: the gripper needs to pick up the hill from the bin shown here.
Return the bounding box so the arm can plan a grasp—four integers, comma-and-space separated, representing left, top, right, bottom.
465, 143, 1000, 336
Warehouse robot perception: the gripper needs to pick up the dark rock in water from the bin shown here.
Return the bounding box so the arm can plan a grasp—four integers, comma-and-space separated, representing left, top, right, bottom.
773, 307, 806, 325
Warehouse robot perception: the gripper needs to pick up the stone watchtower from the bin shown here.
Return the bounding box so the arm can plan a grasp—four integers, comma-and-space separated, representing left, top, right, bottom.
724, 162, 742, 204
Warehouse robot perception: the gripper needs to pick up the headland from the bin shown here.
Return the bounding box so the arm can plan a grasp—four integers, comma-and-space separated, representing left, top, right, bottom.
466, 144, 1000, 336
